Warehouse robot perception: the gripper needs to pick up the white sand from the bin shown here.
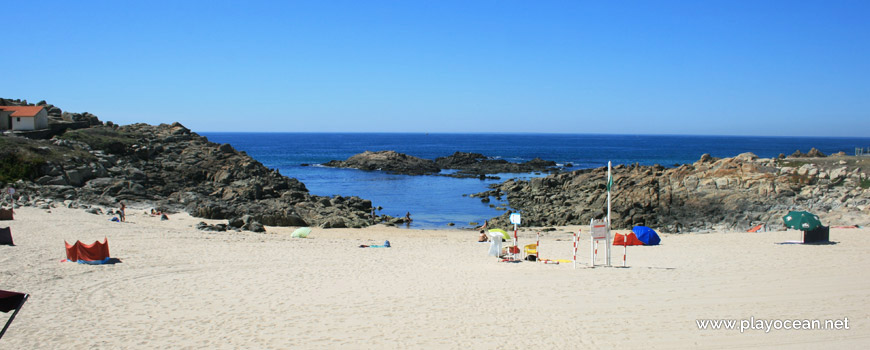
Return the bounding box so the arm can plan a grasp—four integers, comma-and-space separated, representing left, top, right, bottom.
2, 206, 869, 349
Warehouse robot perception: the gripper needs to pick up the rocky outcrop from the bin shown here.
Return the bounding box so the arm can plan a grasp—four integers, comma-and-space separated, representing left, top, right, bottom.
323, 150, 560, 176
323, 151, 440, 175
477, 152, 870, 232
789, 148, 827, 158
4, 122, 374, 229
435, 152, 558, 175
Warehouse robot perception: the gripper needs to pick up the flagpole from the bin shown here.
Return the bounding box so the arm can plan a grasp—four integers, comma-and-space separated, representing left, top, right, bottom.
607, 161, 612, 266
607, 161, 611, 230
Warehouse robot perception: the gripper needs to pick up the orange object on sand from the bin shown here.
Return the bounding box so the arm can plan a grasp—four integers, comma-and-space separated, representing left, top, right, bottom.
65, 238, 110, 262
613, 233, 644, 246
747, 224, 764, 233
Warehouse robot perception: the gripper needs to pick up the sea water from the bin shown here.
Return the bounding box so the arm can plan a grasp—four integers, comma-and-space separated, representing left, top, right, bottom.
201, 133, 870, 229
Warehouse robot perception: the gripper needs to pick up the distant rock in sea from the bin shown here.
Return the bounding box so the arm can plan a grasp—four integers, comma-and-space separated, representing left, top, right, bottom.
322, 150, 561, 176
323, 150, 440, 175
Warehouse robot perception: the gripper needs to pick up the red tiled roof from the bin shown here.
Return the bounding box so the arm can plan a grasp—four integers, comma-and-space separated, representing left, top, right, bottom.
0, 106, 44, 117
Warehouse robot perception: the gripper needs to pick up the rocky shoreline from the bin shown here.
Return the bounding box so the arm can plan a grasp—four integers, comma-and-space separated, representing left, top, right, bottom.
476, 152, 870, 232
1, 101, 377, 230
3, 98, 868, 233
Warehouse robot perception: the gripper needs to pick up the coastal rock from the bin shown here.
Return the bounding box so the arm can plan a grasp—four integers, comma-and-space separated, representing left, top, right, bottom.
807, 148, 827, 158
2, 117, 375, 229
196, 221, 227, 232
323, 150, 440, 175
787, 148, 826, 158
323, 150, 562, 176
478, 153, 870, 232
435, 152, 559, 175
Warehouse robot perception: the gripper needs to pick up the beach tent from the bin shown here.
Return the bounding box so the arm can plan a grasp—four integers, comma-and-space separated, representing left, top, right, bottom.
65, 238, 111, 264
0, 208, 12, 221
291, 227, 312, 238
0, 227, 12, 245
0, 290, 28, 340
613, 232, 644, 246
632, 226, 661, 246
489, 229, 511, 241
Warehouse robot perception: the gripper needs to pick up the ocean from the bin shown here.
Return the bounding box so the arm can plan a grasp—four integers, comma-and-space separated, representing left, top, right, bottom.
201, 133, 870, 229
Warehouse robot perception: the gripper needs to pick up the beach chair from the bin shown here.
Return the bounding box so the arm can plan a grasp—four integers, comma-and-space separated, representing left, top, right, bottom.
523, 243, 537, 259
0, 290, 28, 340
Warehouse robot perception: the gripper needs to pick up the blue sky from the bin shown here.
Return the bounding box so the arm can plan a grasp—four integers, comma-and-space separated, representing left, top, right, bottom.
2, 1, 868, 136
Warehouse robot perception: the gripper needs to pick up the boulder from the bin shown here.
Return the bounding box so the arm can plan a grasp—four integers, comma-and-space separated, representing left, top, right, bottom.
806, 148, 827, 158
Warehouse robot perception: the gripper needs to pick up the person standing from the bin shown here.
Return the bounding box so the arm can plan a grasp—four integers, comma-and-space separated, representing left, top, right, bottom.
119, 202, 126, 222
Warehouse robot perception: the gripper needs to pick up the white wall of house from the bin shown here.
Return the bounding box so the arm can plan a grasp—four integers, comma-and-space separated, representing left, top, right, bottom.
10, 109, 48, 131
12, 116, 36, 130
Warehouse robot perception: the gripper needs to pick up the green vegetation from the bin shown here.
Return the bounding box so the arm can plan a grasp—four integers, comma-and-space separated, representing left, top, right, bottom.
58, 127, 139, 154
777, 159, 810, 168
0, 136, 94, 185
0, 152, 42, 184
861, 178, 870, 189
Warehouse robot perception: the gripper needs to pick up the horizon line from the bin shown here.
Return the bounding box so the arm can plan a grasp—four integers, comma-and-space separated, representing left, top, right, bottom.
194, 130, 870, 139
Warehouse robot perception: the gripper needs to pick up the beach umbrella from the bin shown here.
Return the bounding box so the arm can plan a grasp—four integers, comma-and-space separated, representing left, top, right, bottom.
291, 227, 312, 238
632, 226, 661, 246
489, 229, 510, 241
782, 211, 821, 231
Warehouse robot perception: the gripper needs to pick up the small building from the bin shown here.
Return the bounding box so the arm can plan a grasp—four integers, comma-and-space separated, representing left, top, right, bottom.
0, 106, 49, 131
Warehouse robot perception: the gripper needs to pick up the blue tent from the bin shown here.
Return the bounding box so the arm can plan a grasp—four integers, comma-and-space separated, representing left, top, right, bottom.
632, 226, 661, 245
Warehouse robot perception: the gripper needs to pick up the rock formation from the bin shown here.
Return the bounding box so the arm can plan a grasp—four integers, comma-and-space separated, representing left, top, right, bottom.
478, 152, 870, 232
323, 150, 440, 175
323, 150, 560, 176
435, 152, 558, 175
2, 122, 374, 229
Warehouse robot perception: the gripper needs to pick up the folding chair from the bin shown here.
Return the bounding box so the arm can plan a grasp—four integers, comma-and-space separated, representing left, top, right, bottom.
0, 290, 29, 340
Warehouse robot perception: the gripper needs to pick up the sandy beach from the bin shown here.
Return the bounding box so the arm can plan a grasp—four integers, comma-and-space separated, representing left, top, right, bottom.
2, 206, 869, 349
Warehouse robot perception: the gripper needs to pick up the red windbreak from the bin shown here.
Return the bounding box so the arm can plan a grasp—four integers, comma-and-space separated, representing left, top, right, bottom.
65, 238, 110, 262
613, 233, 645, 246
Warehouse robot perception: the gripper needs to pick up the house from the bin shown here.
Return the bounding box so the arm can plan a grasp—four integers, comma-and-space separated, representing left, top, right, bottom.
0, 106, 48, 131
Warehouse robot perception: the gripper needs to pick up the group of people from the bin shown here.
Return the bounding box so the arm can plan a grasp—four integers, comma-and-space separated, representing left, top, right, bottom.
150, 208, 169, 221
115, 203, 169, 222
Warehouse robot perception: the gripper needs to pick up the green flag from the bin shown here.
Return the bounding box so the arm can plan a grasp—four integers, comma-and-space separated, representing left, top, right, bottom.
606, 173, 613, 192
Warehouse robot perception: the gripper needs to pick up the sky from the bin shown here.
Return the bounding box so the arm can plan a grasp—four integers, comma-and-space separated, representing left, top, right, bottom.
2, 0, 869, 136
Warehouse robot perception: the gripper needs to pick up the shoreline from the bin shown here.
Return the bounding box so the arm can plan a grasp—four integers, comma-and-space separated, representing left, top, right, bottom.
2, 206, 869, 348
